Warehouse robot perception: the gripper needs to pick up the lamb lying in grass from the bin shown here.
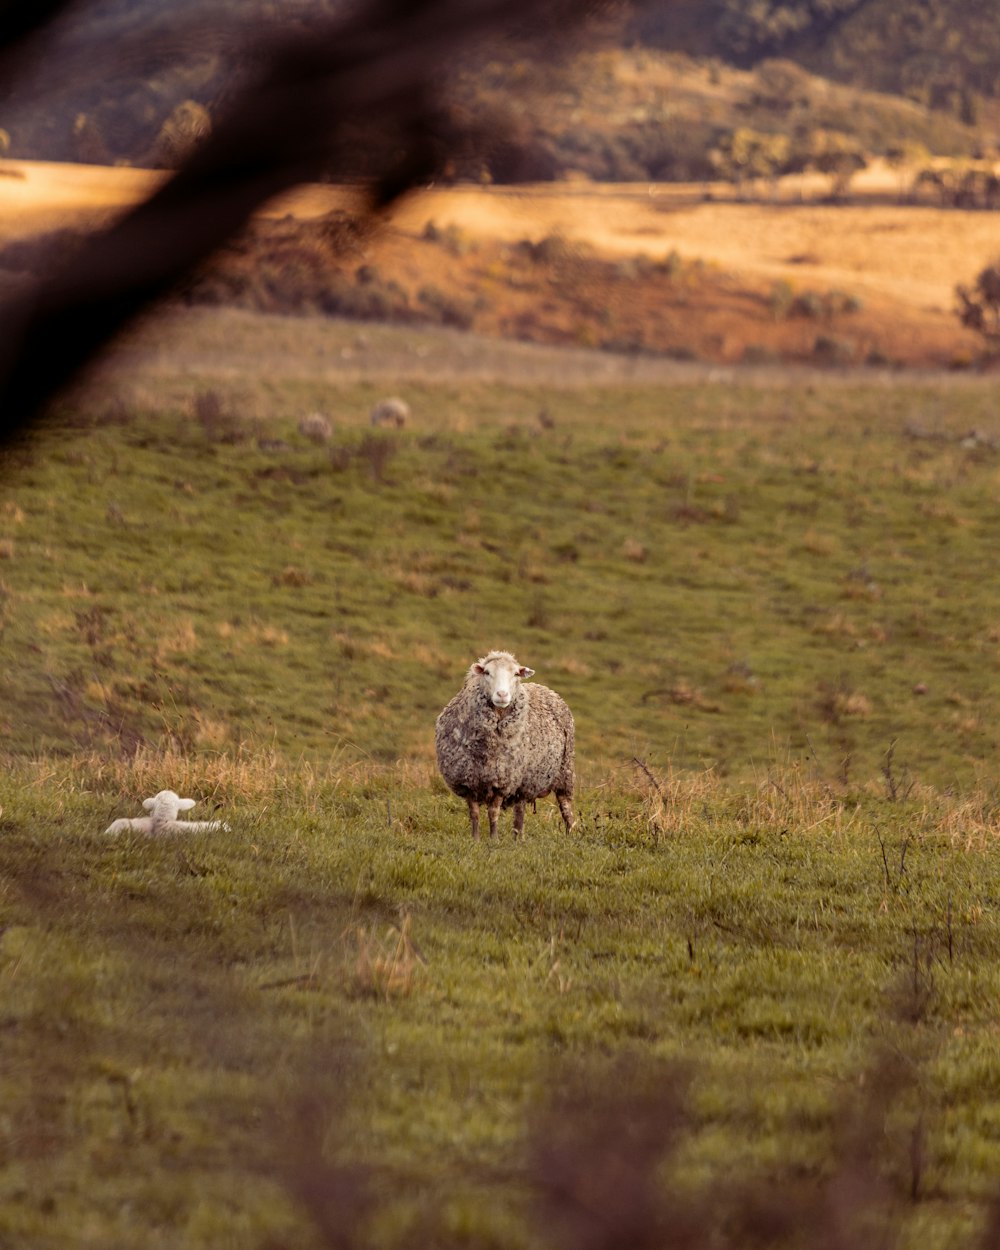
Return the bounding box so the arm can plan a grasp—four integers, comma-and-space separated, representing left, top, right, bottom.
104, 790, 229, 836
435, 649, 575, 839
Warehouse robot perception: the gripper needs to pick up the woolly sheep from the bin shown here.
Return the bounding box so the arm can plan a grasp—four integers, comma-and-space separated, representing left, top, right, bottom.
435, 650, 575, 839
298, 412, 332, 444
369, 396, 409, 428
104, 790, 229, 836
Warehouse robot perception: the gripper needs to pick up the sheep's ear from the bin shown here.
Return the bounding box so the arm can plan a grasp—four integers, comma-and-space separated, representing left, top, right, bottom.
142, 797, 156, 811
518, 666, 535, 679
178, 798, 197, 812
473, 664, 486, 675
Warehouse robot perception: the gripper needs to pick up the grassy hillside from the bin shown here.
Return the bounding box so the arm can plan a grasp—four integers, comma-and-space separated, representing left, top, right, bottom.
4, 181, 987, 371
2, 5, 990, 176
462, 46, 989, 186
632, 0, 1000, 121
1, 750, 1000, 1250
4, 312, 1000, 1248
3, 326, 1000, 786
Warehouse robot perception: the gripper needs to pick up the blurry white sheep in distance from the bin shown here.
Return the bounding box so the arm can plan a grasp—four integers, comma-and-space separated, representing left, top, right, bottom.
105, 790, 229, 836
435, 650, 575, 839
369, 396, 409, 427
297, 412, 332, 443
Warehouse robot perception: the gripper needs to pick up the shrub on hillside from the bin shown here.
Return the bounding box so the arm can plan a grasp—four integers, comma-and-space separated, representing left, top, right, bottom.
711, 127, 790, 195
750, 58, 813, 114
522, 233, 577, 266
322, 274, 412, 322
770, 283, 863, 322
788, 128, 867, 200
813, 333, 857, 366
181, 214, 412, 322
956, 260, 1000, 353
417, 284, 475, 329
913, 165, 1000, 210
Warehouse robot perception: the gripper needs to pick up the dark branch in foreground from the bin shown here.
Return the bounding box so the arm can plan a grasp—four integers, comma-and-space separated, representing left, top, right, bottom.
0, 0, 601, 442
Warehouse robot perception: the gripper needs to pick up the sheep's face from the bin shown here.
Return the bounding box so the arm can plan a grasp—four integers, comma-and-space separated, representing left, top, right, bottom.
142, 790, 197, 821
474, 652, 535, 710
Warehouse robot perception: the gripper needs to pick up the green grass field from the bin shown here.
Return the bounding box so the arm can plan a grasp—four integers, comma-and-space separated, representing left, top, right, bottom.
2, 315, 1000, 1249
5, 328, 1000, 784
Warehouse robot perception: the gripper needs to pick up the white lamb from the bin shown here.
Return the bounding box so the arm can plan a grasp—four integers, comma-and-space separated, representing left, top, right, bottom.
104, 790, 229, 836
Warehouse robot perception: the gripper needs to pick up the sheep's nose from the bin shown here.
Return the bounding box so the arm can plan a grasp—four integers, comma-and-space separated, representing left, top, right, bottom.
494, 690, 510, 704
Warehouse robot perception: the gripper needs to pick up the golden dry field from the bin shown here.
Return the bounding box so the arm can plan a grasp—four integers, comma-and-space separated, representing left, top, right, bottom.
0, 158, 993, 368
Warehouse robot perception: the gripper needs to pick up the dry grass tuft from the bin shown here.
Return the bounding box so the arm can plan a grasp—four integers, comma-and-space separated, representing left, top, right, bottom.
346, 912, 425, 1000
217, 619, 289, 649
622, 536, 648, 562
818, 683, 874, 722
274, 565, 314, 588
153, 617, 199, 660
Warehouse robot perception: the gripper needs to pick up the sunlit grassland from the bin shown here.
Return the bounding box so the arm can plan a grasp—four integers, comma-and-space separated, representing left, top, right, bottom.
3, 325, 1000, 1248
1, 751, 999, 1250
2, 358, 1000, 786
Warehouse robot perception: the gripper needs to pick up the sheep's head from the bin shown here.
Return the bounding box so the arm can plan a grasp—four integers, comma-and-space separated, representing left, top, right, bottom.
142, 790, 197, 821
472, 650, 535, 710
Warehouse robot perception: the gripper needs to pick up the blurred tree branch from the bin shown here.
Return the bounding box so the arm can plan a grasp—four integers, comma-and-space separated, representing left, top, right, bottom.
0, 0, 621, 441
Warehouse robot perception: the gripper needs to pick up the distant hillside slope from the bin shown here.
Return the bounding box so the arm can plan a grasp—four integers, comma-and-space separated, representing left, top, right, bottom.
631, 0, 1000, 125
450, 47, 987, 186
0, 2, 992, 177
0, 162, 986, 370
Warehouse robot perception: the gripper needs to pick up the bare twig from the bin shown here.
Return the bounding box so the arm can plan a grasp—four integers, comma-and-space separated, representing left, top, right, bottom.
631, 755, 666, 802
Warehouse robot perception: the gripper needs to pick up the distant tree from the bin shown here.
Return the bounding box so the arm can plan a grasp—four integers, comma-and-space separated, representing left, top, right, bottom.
711, 127, 790, 197
885, 140, 929, 199
792, 127, 866, 200
716, 0, 868, 62
913, 163, 1000, 209
750, 57, 813, 113
911, 165, 956, 206
956, 260, 1000, 351
954, 166, 996, 209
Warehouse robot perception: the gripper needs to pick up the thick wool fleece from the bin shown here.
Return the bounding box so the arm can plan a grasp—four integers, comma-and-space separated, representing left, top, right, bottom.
435, 674, 575, 809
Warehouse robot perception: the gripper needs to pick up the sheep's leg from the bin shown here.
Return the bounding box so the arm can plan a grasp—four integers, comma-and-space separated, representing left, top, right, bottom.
556, 792, 575, 833
513, 801, 526, 839
487, 794, 503, 838
467, 799, 481, 840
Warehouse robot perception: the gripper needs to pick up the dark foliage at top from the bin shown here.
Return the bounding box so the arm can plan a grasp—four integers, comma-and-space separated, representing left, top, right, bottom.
3, 0, 999, 170
630, 0, 1000, 113
0, 0, 605, 437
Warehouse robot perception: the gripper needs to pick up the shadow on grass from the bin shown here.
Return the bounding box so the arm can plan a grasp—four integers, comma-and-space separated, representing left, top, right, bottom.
276, 1029, 1000, 1250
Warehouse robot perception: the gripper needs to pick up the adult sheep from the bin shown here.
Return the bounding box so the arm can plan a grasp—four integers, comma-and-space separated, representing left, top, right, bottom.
298, 412, 332, 444
435, 650, 575, 839
369, 396, 410, 428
